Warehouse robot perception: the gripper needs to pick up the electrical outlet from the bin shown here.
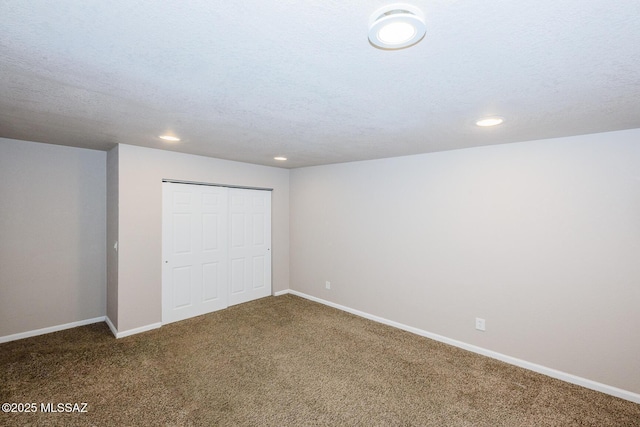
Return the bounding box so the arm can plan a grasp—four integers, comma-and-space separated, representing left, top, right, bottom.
475, 317, 486, 331
325, 281, 331, 290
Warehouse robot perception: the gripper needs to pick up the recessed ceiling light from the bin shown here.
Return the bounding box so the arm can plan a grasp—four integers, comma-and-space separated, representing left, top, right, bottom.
369, 4, 426, 50
274, 156, 287, 161
475, 117, 504, 127
159, 135, 180, 141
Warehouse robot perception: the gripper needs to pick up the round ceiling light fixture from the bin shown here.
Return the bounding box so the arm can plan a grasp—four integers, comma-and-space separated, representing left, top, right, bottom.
475, 116, 505, 127
369, 4, 426, 50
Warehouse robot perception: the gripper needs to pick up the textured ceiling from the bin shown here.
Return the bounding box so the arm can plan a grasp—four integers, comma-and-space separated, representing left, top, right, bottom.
1, 0, 639, 168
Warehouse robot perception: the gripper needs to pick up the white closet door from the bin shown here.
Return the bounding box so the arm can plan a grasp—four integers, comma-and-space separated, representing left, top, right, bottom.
162, 183, 229, 324
228, 188, 272, 306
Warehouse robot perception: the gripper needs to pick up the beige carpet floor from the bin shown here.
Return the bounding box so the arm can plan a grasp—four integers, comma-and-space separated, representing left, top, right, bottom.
1, 294, 639, 426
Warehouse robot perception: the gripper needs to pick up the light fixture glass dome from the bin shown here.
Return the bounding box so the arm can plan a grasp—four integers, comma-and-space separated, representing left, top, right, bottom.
378, 21, 416, 44
369, 4, 426, 50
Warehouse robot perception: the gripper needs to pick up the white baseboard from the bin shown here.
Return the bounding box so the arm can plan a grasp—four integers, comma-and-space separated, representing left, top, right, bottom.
105, 316, 118, 337
0, 316, 106, 344
111, 322, 162, 339
282, 289, 640, 404
273, 289, 290, 297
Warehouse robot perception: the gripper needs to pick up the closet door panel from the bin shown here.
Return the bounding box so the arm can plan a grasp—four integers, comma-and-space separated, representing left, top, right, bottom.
162, 183, 229, 324
228, 188, 271, 306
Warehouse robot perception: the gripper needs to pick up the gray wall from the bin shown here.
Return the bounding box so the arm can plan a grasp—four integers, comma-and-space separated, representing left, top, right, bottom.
114, 144, 289, 333
0, 138, 106, 337
290, 129, 640, 395
106, 145, 119, 328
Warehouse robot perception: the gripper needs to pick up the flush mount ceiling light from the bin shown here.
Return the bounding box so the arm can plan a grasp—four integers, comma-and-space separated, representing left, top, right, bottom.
369, 4, 426, 50
159, 135, 181, 142
274, 156, 287, 161
475, 116, 505, 127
